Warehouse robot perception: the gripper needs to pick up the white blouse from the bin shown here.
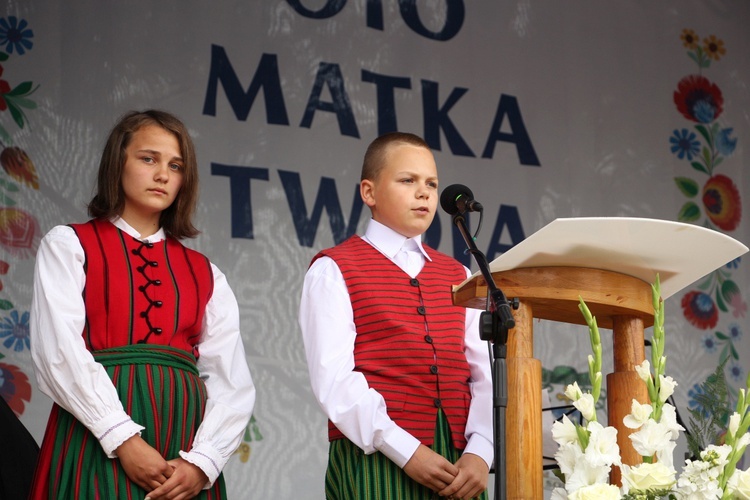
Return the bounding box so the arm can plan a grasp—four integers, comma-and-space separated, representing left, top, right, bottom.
30, 217, 256, 486
299, 219, 494, 469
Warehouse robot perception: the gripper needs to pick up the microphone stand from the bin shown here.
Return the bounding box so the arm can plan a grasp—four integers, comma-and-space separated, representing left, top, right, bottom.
450, 211, 517, 500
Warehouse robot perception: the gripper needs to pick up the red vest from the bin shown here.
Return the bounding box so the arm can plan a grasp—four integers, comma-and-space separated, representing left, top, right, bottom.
315, 236, 471, 449
70, 219, 214, 356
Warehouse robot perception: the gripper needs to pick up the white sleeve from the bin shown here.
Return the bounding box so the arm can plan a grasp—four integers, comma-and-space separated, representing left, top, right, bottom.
462, 305, 495, 468
30, 225, 144, 457
299, 256, 420, 468
180, 263, 255, 487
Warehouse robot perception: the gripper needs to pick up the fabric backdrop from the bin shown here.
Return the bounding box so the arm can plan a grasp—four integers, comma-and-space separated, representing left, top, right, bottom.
0, 1, 747, 498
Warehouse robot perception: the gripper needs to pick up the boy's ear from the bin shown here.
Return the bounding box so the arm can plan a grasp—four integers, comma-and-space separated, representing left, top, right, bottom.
360, 179, 376, 208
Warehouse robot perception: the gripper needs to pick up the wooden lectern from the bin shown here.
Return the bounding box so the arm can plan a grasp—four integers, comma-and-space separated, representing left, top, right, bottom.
451, 217, 749, 499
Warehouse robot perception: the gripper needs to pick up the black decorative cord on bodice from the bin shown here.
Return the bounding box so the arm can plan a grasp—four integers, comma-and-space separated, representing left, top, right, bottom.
131, 237, 163, 344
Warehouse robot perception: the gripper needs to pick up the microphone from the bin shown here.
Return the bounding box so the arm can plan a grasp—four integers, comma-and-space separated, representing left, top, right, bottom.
440, 184, 484, 215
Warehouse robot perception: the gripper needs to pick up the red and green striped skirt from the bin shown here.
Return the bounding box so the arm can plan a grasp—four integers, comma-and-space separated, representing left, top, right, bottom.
30, 344, 226, 499
325, 410, 489, 499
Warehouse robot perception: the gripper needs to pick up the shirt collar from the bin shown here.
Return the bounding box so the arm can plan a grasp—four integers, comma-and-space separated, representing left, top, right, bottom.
364, 219, 431, 262
111, 216, 166, 243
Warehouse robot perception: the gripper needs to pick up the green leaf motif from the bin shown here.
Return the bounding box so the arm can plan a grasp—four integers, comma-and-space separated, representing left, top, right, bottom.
674, 177, 699, 197
678, 201, 701, 221
695, 124, 711, 144
8, 81, 33, 96
716, 331, 729, 341
721, 280, 740, 302
0, 177, 20, 192
0, 192, 17, 206
715, 287, 728, 313
730, 343, 739, 360
0, 299, 13, 310
690, 161, 709, 174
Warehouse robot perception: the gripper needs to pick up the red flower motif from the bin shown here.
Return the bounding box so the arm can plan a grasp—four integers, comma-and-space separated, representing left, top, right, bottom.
0, 208, 40, 259
0, 147, 38, 189
0, 259, 7, 292
681, 291, 719, 329
0, 64, 10, 111
673, 74, 723, 123
702, 174, 741, 231
0, 362, 32, 417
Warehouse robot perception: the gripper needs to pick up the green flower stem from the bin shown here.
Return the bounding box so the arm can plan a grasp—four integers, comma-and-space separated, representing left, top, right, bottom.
578, 296, 602, 403
649, 275, 667, 422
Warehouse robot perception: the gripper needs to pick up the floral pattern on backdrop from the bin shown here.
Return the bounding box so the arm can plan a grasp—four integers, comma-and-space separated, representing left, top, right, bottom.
670, 29, 746, 409
0, 14, 38, 417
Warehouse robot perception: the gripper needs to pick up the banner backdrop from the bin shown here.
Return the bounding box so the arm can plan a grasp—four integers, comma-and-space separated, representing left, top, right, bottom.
0, 1, 748, 498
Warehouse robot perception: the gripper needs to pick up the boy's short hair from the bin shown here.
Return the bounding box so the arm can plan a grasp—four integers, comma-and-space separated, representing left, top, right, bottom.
361, 132, 430, 181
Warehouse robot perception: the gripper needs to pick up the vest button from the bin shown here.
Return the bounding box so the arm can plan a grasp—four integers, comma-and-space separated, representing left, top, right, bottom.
424, 335, 433, 344
417, 306, 426, 315
434, 398, 442, 408
410, 278, 419, 286
430, 365, 438, 374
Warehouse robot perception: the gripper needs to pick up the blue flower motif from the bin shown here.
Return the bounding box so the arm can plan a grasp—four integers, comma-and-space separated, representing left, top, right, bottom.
728, 323, 743, 342
693, 100, 716, 123
0, 16, 34, 56
728, 363, 744, 382
716, 127, 737, 156
669, 128, 701, 160
726, 257, 741, 269
700, 333, 718, 353
0, 310, 30, 352
688, 383, 709, 418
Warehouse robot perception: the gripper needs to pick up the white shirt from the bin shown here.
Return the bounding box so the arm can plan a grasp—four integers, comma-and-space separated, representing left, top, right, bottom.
299, 219, 494, 469
30, 217, 256, 486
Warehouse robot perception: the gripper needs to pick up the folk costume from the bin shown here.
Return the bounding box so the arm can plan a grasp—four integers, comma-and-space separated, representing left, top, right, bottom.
300, 219, 492, 499
29, 217, 255, 499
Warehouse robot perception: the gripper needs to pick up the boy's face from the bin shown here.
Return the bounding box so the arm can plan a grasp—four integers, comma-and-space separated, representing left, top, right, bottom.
361, 143, 438, 238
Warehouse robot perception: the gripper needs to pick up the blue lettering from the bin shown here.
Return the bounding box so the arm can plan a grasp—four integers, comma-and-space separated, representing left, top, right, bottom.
399, 0, 464, 41
362, 70, 412, 135
482, 94, 540, 166
278, 170, 364, 247
422, 80, 474, 157
211, 164, 270, 239
285, 0, 345, 18
485, 205, 526, 261
300, 63, 360, 138
203, 47, 289, 125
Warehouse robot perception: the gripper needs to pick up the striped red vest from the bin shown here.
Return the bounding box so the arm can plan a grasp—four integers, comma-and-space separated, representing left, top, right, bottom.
315, 236, 472, 449
70, 219, 214, 356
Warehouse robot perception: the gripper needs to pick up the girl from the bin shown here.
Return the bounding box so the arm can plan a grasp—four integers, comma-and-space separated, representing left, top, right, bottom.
29, 110, 255, 499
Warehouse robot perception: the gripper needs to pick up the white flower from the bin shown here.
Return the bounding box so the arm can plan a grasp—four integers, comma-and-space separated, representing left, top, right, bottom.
555, 441, 583, 476
564, 458, 610, 494
728, 467, 750, 500
568, 483, 621, 499
584, 421, 621, 467
573, 393, 596, 422
620, 462, 676, 494
738, 432, 750, 450
658, 374, 677, 402
729, 412, 741, 438
623, 399, 652, 429
565, 381, 583, 402
659, 403, 685, 440
629, 418, 673, 457
552, 414, 580, 446
655, 435, 678, 470
635, 360, 651, 382
676, 459, 723, 500
701, 444, 732, 468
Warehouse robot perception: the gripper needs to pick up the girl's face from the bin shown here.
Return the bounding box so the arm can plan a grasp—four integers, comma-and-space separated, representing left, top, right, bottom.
120, 124, 184, 227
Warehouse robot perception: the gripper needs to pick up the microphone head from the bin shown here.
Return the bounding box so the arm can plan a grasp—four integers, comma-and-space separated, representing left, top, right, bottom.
440, 184, 474, 215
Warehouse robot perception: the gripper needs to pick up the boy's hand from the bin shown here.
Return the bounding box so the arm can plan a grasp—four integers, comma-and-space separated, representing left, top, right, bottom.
116, 435, 173, 491
145, 457, 208, 500
403, 444, 459, 493
438, 452, 489, 499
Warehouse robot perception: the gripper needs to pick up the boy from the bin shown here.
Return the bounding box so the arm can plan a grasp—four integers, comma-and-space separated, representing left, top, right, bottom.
299, 132, 492, 499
